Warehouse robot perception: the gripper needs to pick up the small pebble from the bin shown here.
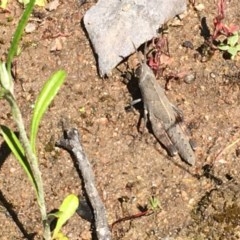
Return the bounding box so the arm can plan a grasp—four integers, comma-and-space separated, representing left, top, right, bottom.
182, 40, 194, 49
194, 3, 205, 11
204, 115, 209, 121
10, 167, 16, 173
96, 117, 108, 125
188, 198, 195, 206
25, 23, 36, 33
181, 190, 189, 201
50, 38, 63, 51
184, 72, 196, 84
210, 72, 217, 79
46, 0, 60, 11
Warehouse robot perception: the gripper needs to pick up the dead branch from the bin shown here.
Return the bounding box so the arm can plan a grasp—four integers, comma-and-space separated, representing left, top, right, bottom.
56, 128, 111, 240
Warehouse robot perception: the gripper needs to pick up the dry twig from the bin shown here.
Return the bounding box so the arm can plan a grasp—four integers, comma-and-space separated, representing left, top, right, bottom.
56, 128, 111, 240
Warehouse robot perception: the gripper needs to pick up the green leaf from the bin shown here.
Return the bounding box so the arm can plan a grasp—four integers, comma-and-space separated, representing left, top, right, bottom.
149, 196, 160, 211
18, 0, 47, 6
53, 232, 69, 240
52, 194, 79, 239
0, 125, 38, 193
228, 47, 238, 58
0, 62, 14, 95
30, 70, 66, 153
54, 232, 69, 240
218, 44, 230, 51
36, 0, 47, 6
6, 0, 36, 74
228, 33, 239, 47
0, 0, 8, 9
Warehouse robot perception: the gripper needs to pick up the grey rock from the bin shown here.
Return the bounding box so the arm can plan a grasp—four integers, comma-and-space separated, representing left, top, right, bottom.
84, 0, 186, 76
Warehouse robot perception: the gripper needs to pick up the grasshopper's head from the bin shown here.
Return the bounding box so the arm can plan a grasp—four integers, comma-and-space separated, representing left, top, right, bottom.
135, 61, 152, 82
133, 42, 149, 80
133, 43, 151, 82
134, 51, 148, 80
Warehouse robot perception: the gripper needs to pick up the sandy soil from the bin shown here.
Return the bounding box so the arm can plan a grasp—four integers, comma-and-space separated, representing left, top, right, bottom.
0, 0, 240, 239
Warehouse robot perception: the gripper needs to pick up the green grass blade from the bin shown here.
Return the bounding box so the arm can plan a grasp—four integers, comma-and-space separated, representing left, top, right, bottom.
19, 0, 47, 6
6, 0, 36, 74
0, 125, 38, 193
52, 194, 79, 239
0, 0, 8, 9
228, 47, 238, 59
30, 70, 66, 153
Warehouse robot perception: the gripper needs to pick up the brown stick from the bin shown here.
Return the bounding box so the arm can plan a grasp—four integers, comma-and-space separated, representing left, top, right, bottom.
56, 128, 111, 240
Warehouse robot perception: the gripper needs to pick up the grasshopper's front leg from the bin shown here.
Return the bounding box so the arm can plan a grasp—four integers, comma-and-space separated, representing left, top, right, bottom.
130, 98, 148, 133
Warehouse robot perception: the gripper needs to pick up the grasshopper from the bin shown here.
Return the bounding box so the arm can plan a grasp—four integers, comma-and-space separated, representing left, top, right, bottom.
134, 45, 196, 165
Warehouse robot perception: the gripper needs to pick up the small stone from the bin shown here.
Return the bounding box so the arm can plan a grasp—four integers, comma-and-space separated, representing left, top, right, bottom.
184, 72, 196, 84
10, 167, 16, 173
46, 0, 60, 11
96, 117, 108, 125
50, 37, 63, 51
210, 72, 216, 79
25, 23, 36, 33
182, 40, 194, 49
181, 190, 189, 201
217, 159, 227, 164
207, 136, 212, 141
194, 3, 205, 11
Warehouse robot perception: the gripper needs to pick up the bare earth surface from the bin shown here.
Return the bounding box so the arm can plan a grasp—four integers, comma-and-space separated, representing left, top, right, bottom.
0, 1, 240, 239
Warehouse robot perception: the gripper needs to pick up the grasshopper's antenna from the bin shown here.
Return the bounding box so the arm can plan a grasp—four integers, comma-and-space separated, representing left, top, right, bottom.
132, 41, 137, 53
132, 41, 149, 65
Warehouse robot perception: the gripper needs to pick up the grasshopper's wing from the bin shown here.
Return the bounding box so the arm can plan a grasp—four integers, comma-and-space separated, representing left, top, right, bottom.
150, 83, 177, 125
149, 111, 178, 156
171, 103, 184, 122
167, 124, 195, 165
177, 119, 197, 151
170, 103, 197, 151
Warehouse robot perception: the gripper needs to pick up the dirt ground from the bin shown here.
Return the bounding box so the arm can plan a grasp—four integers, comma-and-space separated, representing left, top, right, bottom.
0, 0, 240, 239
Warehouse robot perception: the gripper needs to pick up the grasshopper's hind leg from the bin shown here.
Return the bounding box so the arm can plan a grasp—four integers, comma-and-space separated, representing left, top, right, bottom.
156, 129, 178, 157
149, 114, 178, 156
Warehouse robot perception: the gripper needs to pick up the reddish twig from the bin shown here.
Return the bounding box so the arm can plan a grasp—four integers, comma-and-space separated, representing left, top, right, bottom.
42, 30, 72, 40
111, 210, 153, 230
